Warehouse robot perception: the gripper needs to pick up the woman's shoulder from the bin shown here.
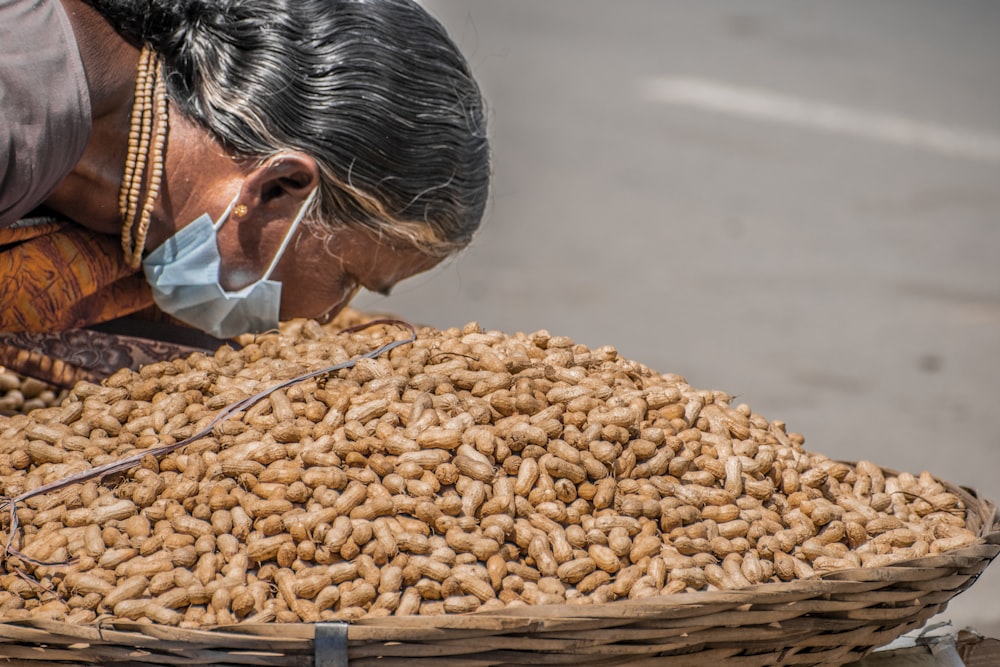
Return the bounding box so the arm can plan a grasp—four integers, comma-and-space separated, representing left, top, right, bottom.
0, 0, 92, 228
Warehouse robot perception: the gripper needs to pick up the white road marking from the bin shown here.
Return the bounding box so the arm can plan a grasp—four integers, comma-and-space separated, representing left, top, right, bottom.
640, 76, 1000, 163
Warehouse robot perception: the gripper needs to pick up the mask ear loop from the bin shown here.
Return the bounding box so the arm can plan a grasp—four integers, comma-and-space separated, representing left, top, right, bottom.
260, 187, 319, 281
212, 197, 240, 232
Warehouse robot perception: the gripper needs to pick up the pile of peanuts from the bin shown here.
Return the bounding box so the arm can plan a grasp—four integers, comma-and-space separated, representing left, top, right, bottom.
0, 318, 979, 627
0, 370, 66, 415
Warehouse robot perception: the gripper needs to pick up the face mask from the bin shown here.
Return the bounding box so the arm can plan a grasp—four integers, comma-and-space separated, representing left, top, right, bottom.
142, 189, 317, 339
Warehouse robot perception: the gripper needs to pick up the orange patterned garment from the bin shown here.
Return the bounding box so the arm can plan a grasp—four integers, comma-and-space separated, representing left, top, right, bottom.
0, 220, 225, 388
0, 220, 153, 331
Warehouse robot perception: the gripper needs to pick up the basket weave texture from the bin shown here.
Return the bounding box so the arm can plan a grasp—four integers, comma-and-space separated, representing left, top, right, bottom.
0, 478, 997, 667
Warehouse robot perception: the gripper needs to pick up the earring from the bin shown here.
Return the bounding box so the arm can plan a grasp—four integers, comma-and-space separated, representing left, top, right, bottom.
233, 204, 249, 218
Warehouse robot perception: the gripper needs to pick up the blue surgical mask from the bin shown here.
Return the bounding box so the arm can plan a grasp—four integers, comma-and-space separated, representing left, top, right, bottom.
142, 189, 317, 339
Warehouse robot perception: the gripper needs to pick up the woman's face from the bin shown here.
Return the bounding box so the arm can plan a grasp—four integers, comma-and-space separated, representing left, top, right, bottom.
208, 199, 443, 325
155, 113, 443, 327
271, 225, 442, 323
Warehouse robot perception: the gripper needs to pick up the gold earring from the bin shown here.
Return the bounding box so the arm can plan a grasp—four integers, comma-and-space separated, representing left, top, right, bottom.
233, 204, 249, 218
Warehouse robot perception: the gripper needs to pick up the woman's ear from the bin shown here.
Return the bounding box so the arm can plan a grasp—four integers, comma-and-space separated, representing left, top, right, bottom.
217, 152, 320, 291
237, 152, 320, 215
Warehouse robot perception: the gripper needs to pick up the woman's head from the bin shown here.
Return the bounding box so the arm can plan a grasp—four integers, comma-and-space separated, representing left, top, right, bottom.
87, 0, 490, 259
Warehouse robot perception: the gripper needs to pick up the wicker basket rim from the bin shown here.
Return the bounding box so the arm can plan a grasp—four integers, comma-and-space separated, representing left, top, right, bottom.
1, 467, 997, 647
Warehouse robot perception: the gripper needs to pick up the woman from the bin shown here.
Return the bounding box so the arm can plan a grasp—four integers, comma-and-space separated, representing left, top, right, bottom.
0, 0, 490, 386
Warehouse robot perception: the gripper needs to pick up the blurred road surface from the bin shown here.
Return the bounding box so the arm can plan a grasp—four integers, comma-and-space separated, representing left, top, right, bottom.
358, 0, 1000, 634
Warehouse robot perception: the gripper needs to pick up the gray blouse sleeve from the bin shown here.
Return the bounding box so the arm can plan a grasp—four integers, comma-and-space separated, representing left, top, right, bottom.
0, 0, 93, 228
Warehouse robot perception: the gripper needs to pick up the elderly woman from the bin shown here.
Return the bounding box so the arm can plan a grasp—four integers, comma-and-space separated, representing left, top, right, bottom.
0, 0, 490, 386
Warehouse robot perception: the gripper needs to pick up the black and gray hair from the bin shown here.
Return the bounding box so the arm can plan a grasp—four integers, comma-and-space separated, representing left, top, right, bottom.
85, 0, 490, 256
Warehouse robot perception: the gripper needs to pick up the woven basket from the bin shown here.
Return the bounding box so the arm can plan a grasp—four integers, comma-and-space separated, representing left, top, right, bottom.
0, 476, 997, 667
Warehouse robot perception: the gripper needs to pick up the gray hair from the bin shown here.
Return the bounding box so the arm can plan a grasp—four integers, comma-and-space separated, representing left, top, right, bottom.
87, 0, 491, 256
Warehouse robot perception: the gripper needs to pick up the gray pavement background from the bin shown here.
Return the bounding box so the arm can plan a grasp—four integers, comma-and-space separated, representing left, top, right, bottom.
357, 0, 1000, 634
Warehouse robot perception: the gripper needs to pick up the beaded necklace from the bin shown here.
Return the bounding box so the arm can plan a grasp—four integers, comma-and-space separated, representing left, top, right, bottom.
118, 46, 169, 269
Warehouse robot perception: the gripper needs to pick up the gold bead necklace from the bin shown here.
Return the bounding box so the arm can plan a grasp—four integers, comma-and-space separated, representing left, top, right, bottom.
118, 46, 169, 269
